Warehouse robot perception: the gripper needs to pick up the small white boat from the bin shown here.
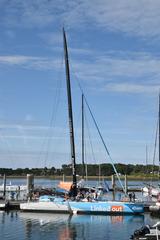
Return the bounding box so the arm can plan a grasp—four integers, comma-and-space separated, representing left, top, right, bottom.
0, 184, 27, 192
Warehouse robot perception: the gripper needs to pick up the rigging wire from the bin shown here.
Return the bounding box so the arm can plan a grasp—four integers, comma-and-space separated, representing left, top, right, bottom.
0, 130, 16, 169
36, 50, 64, 169
152, 117, 158, 175
70, 62, 126, 193
151, 92, 159, 180
83, 95, 126, 193
84, 108, 96, 164
84, 140, 88, 183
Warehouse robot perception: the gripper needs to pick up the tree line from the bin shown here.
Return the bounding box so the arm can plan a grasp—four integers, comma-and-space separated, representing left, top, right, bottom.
0, 163, 158, 176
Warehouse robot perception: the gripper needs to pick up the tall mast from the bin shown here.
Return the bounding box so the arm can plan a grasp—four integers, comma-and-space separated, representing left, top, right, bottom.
158, 91, 160, 170
146, 145, 148, 175
63, 28, 77, 187
82, 94, 85, 179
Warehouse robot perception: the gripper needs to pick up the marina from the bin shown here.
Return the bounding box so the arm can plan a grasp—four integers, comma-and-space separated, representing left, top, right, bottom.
5, 29, 145, 217
0, 177, 158, 213
0, 1, 160, 239
0, 178, 160, 239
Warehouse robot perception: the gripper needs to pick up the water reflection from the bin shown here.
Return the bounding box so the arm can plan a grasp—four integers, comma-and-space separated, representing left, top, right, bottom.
0, 211, 146, 240
17, 212, 145, 240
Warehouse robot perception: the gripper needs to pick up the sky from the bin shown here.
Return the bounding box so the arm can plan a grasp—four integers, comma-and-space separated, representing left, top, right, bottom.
0, 0, 159, 169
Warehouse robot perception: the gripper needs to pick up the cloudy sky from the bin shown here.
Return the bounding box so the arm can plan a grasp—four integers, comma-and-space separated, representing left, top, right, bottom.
0, 0, 159, 169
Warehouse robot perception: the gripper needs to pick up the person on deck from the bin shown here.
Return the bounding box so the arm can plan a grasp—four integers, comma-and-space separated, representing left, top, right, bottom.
128, 193, 132, 202
68, 184, 77, 200
132, 192, 135, 202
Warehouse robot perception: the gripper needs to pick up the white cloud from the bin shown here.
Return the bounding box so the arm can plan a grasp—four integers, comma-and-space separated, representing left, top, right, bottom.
2, 0, 160, 39
84, 0, 160, 38
0, 51, 160, 94
71, 51, 160, 88
104, 83, 159, 94
0, 55, 40, 64
0, 55, 61, 70
40, 32, 62, 45
0, 123, 49, 130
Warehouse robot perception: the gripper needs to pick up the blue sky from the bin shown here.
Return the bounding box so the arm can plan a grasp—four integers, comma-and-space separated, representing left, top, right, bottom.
0, 0, 159, 169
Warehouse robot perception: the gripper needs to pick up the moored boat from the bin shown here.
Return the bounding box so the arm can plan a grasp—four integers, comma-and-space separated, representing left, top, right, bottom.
130, 222, 160, 240
20, 195, 144, 215
0, 184, 27, 192
20, 29, 144, 216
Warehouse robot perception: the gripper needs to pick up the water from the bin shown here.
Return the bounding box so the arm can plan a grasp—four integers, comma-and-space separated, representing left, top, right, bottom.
1, 211, 160, 240
0, 178, 159, 239
0, 178, 60, 188
0, 211, 155, 240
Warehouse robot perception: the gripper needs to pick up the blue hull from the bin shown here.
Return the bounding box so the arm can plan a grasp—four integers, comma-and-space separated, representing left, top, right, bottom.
69, 201, 144, 215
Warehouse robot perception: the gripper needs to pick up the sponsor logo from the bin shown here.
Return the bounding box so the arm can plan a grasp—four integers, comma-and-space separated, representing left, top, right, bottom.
111, 206, 123, 212
90, 205, 109, 211
131, 206, 143, 211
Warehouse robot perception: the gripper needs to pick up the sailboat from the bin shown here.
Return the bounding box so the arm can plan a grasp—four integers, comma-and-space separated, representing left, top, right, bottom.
142, 93, 160, 197
20, 28, 144, 215
20, 28, 75, 213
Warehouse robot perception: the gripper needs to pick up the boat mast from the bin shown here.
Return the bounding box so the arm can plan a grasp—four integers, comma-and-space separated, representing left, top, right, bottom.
146, 145, 148, 175
63, 28, 77, 188
158, 92, 160, 174
82, 94, 85, 179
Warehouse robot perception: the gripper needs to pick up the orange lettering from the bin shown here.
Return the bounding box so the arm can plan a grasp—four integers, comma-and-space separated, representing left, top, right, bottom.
111, 206, 123, 212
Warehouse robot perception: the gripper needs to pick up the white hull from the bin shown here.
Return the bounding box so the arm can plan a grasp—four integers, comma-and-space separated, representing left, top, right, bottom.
20, 199, 144, 215
20, 201, 69, 213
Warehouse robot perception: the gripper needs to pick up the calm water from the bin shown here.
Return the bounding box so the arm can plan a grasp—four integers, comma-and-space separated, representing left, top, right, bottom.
0, 211, 158, 240
0, 178, 159, 239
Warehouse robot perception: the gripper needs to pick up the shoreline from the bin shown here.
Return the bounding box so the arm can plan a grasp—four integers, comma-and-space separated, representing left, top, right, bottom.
0, 175, 159, 181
